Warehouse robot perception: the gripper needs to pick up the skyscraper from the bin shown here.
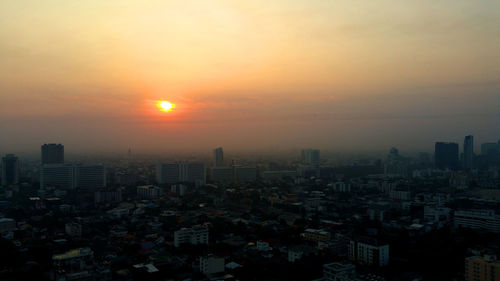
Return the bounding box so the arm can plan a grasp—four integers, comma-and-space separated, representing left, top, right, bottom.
157, 162, 206, 186
41, 143, 64, 164
463, 135, 474, 170
434, 142, 459, 170
301, 149, 320, 168
213, 147, 224, 167
1, 154, 19, 187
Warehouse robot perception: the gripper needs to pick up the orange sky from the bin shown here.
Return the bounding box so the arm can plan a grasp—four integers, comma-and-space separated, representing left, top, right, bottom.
0, 0, 499, 154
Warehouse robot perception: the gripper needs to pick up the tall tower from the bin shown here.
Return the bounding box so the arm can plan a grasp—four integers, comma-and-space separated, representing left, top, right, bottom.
463, 135, 474, 170
41, 143, 64, 164
434, 142, 459, 170
213, 147, 224, 167
1, 154, 19, 187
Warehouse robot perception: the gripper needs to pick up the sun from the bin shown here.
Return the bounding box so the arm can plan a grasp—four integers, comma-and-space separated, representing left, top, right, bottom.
157, 101, 175, 112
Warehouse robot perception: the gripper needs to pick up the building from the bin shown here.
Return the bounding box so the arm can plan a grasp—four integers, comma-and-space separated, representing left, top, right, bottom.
465, 255, 500, 281
210, 167, 233, 184
1, 154, 19, 187
454, 209, 500, 233
302, 229, 331, 242
384, 148, 408, 178
74, 164, 106, 189
199, 255, 225, 275
41, 164, 75, 190
94, 188, 122, 205
435, 142, 459, 170
235, 166, 257, 183
52, 248, 95, 281
41, 143, 64, 164
323, 262, 355, 281
463, 135, 474, 170
137, 185, 162, 200
348, 237, 389, 267
301, 149, 320, 168
174, 224, 209, 247
0, 218, 16, 233
213, 147, 224, 167
41, 164, 106, 190
261, 170, 297, 181
156, 162, 206, 186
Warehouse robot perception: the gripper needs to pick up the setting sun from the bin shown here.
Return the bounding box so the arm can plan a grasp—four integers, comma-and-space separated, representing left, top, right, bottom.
157, 101, 175, 112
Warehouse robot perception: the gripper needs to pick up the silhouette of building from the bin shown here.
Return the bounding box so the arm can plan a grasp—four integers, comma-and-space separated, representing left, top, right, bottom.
301, 149, 320, 168
1, 154, 19, 187
156, 162, 206, 186
463, 135, 474, 170
74, 164, 106, 189
41, 143, 64, 164
213, 147, 224, 167
434, 142, 459, 170
384, 147, 408, 178
40, 163, 106, 190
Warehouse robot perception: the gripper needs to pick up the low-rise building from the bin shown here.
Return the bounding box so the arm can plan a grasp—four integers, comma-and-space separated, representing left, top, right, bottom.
174, 224, 209, 247
348, 237, 389, 267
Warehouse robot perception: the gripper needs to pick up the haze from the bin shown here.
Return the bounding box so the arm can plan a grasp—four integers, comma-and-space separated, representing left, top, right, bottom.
1, 0, 499, 154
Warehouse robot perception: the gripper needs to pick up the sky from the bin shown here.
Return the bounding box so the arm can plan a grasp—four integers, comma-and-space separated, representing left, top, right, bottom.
1, 0, 499, 155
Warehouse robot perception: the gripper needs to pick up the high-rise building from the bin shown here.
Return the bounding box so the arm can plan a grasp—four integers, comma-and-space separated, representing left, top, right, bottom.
434, 142, 459, 170
301, 149, 320, 168
156, 162, 206, 186
41, 143, 64, 164
1, 154, 19, 187
348, 237, 389, 267
40, 163, 106, 190
74, 164, 106, 189
213, 147, 224, 167
40, 164, 75, 189
463, 135, 474, 170
465, 255, 500, 281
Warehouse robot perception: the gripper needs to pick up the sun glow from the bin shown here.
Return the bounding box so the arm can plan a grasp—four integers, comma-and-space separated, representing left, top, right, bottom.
157, 101, 175, 112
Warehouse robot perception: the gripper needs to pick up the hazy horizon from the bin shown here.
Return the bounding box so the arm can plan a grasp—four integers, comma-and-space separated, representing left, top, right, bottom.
1, 0, 499, 154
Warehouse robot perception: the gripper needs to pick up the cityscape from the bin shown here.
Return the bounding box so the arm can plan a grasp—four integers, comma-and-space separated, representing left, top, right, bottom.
1, 1, 500, 280
0, 136, 499, 280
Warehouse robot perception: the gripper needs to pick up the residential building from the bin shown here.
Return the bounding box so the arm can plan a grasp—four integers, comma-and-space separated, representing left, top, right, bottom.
137, 185, 162, 200
200, 255, 225, 275
465, 255, 500, 281
455, 209, 500, 233
348, 237, 389, 267
174, 224, 209, 247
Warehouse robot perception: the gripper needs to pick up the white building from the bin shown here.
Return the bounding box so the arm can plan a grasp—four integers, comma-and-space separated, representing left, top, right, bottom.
200, 255, 225, 275
348, 237, 389, 267
455, 209, 500, 233
137, 185, 162, 200
174, 224, 209, 247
